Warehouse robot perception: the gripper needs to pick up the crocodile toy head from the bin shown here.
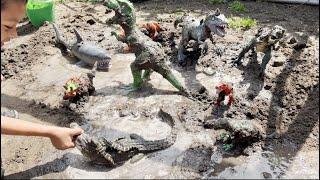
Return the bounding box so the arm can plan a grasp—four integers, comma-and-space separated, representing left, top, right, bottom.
70, 123, 117, 165
204, 8, 228, 37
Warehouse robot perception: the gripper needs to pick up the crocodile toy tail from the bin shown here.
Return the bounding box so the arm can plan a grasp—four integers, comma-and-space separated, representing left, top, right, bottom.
51, 23, 71, 49
130, 109, 178, 152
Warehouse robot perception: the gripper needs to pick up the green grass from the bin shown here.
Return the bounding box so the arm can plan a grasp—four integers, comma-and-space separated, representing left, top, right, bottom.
228, 1, 246, 13
228, 17, 257, 30
208, 0, 224, 4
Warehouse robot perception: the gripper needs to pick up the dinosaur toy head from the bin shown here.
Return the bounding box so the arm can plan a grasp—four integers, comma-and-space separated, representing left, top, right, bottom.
204, 8, 228, 37
269, 25, 286, 43
256, 25, 286, 44
105, 0, 136, 30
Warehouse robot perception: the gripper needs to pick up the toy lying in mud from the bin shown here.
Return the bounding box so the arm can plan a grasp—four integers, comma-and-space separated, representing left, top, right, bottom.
215, 83, 235, 106
174, 8, 228, 65
70, 109, 177, 166
205, 118, 266, 151
51, 23, 112, 71
115, 22, 165, 53
63, 62, 96, 102
106, 0, 185, 92
233, 25, 286, 77
140, 22, 165, 42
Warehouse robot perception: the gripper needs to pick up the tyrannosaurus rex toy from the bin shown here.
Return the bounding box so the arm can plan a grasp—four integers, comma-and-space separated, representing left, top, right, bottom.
105, 0, 185, 92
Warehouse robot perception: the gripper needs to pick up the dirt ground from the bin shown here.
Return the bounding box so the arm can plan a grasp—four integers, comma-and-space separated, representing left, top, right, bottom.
1, 0, 319, 179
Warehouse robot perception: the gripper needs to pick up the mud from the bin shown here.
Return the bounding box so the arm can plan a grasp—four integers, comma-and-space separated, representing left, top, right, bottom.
1, 0, 319, 179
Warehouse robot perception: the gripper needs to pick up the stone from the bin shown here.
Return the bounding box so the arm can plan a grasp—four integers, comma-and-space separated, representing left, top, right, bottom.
262, 172, 272, 179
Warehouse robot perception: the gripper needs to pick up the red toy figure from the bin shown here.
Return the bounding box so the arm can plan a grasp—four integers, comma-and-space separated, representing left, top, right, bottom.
140, 22, 165, 41
215, 83, 235, 106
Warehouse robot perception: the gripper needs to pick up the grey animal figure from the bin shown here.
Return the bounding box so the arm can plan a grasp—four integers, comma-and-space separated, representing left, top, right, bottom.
52, 23, 111, 71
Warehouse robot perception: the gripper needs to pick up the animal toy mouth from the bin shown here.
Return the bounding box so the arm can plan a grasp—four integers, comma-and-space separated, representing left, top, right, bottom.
216, 24, 227, 36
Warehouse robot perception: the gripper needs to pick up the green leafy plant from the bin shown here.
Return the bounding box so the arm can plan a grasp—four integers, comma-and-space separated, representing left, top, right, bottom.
209, 0, 224, 4
228, 1, 246, 12
228, 17, 257, 30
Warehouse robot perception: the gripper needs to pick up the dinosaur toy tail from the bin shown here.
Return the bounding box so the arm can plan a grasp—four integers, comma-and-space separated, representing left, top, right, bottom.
51, 23, 71, 49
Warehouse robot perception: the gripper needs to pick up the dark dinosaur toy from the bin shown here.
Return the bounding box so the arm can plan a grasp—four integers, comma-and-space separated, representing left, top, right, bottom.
70, 109, 177, 166
51, 23, 112, 71
233, 25, 286, 77
105, 0, 185, 92
174, 9, 228, 65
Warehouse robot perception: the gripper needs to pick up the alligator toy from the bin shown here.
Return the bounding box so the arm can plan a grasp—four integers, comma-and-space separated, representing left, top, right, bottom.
105, 0, 185, 92
233, 25, 286, 77
174, 9, 228, 65
70, 109, 177, 166
51, 23, 112, 71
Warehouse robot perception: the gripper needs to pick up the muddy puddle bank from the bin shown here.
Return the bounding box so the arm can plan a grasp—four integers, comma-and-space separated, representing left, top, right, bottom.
1, 0, 319, 179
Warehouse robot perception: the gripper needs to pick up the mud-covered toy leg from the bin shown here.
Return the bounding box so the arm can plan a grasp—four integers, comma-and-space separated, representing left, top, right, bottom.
142, 69, 153, 82
260, 47, 272, 77
178, 42, 187, 65
124, 63, 144, 91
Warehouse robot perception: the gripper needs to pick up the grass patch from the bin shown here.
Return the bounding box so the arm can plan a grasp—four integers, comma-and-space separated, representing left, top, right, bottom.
228, 1, 246, 13
228, 17, 257, 30
208, 0, 224, 4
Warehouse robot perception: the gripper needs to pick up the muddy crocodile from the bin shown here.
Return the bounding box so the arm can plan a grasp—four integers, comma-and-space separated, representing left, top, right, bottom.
51, 23, 112, 71
233, 25, 286, 77
174, 9, 228, 65
104, 0, 185, 92
70, 109, 177, 166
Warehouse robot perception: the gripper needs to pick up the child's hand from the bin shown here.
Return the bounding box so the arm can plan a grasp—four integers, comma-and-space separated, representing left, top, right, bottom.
48, 127, 83, 150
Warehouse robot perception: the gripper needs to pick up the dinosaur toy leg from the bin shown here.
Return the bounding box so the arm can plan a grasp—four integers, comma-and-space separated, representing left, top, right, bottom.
127, 63, 144, 90
177, 40, 188, 65
142, 69, 153, 82
260, 47, 272, 75
233, 39, 256, 65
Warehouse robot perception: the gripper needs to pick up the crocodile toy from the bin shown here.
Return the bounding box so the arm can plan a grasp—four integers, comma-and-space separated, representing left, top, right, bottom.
51, 23, 112, 71
233, 25, 286, 77
174, 9, 228, 65
70, 109, 177, 166
105, 0, 185, 92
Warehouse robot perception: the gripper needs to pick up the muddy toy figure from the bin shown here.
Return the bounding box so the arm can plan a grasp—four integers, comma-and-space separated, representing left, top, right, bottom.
51, 23, 112, 71
174, 9, 228, 65
215, 83, 235, 106
63, 63, 97, 102
70, 109, 177, 166
117, 22, 165, 53
105, 0, 185, 92
140, 22, 165, 42
233, 25, 286, 77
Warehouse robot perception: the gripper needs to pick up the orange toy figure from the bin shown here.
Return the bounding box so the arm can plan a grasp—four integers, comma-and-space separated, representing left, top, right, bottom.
140, 22, 165, 41
215, 83, 235, 106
